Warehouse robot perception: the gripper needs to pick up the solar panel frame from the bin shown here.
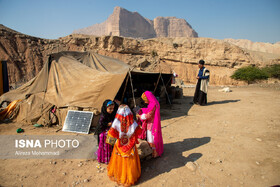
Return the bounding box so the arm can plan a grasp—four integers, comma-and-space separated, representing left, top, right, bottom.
62, 110, 94, 134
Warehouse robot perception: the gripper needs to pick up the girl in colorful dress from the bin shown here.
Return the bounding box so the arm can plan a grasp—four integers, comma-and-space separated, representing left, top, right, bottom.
96, 99, 118, 164
137, 91, 164, 157
107, 105, 142, 186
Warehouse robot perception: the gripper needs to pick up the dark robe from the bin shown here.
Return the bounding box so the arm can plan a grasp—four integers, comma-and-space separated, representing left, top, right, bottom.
193, 67, 209, 105
193, 79, 207, 105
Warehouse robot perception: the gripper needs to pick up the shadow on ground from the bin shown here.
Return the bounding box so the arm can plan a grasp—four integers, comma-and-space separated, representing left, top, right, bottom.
207, 99, 240, 106
138, 137, 211, 184
160, 96, 194, 120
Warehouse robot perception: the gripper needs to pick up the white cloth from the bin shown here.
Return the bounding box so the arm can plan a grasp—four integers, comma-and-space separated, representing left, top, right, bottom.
200, 68, 209, 93
111, 106, 138, 139
140, 114, 147, 120
147, 130, 155, 146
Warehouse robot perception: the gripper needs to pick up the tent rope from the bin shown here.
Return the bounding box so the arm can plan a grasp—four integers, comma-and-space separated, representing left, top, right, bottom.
160, 74, 171, 105
153, 72, 161, 94
165, 76, 173, 88
128, 69, 136, 108
121, 74, 129, 103
157, 60, 171, 105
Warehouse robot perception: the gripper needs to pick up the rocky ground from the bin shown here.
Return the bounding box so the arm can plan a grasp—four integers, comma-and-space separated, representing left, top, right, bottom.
0, 84, 280, 187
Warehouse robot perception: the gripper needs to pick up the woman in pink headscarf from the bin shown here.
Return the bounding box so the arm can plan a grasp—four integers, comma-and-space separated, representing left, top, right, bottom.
136, 91, 164, 157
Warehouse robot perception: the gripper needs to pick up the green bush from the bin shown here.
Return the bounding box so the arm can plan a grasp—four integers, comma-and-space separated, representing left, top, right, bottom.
231, 66, 269, 83
262, 64, 280, 79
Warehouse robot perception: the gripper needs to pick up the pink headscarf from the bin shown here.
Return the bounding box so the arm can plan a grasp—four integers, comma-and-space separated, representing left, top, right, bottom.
140, 91, 164, 156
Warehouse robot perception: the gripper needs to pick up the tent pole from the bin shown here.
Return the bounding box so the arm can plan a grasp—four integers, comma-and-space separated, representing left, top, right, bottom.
165, 76, 173, 88
128, 69, 136, 108
121, 74, 129, 103
153, 72, 161, 94
160, 74, 172, 105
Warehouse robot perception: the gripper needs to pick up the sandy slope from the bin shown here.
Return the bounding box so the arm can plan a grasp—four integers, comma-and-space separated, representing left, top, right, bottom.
0, 85, 280, 187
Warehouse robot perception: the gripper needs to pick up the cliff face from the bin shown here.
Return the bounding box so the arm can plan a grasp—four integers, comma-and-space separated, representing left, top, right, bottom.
1, 24, 279, 87
224, 38, 280, 55
153, 17, 198, 38
73, 7, 198, 39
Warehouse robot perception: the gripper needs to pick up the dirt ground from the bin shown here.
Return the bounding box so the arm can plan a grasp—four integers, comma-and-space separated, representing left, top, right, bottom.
0, 84, 280, 187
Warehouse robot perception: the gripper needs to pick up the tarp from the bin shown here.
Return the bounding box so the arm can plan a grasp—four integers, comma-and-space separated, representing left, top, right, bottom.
1, 51, 129, 108
0, 51, 130, 123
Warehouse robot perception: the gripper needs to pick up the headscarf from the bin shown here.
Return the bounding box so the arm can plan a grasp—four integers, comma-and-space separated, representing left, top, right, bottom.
108, 105, 142, 153
141, 93, 149, 103
101, 99, 117, 122
95, 99, 118, 135
140, 91, 164, 156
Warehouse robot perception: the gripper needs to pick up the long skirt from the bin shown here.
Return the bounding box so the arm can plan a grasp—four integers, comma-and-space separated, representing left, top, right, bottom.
193, 79, 207, 105
107, 142, 141, 186
147, 129, 158, 157
97, 131, 113, 164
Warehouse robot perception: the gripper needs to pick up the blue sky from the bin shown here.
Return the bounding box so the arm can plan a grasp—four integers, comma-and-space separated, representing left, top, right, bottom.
0, 0, 279, 43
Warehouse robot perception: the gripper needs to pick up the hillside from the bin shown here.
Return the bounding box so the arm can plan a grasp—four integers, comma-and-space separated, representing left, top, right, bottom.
0, 24, 279, 87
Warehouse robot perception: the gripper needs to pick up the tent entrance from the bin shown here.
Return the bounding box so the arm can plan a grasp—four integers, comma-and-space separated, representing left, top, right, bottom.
115, 71, 173, 108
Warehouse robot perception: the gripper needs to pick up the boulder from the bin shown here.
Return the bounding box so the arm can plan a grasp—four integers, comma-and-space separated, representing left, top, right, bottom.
136, 139, 153, 160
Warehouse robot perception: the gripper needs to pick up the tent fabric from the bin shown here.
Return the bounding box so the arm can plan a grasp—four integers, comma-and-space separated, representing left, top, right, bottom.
0, 51, 173, 125
44, 52, 129, 108
1, 51, 129, 107
0, 59, 50, 103
0, 51, 130, 123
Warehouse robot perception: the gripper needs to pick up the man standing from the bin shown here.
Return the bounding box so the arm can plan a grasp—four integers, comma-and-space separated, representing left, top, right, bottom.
193, 60, 210, 105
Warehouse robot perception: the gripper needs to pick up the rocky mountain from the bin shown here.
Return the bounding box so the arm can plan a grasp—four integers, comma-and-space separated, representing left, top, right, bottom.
73, 6, 198, 39
224, 39, 280, 55
0, 24, 279, 87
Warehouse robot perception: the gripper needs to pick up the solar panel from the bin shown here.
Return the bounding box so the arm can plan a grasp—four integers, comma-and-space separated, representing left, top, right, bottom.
62, 110, 93, 134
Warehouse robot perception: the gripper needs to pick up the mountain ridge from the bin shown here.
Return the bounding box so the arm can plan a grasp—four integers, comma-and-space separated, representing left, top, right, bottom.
0, 24, 279, 87
73, 6, 198, 39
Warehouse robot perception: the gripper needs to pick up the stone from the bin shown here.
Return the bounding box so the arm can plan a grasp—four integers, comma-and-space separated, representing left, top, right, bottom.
84, 179, 89, 183
136, 139, 153, 159
185, 162, 196, 171
256, 138, 262, 142
217, 159, 223, 163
